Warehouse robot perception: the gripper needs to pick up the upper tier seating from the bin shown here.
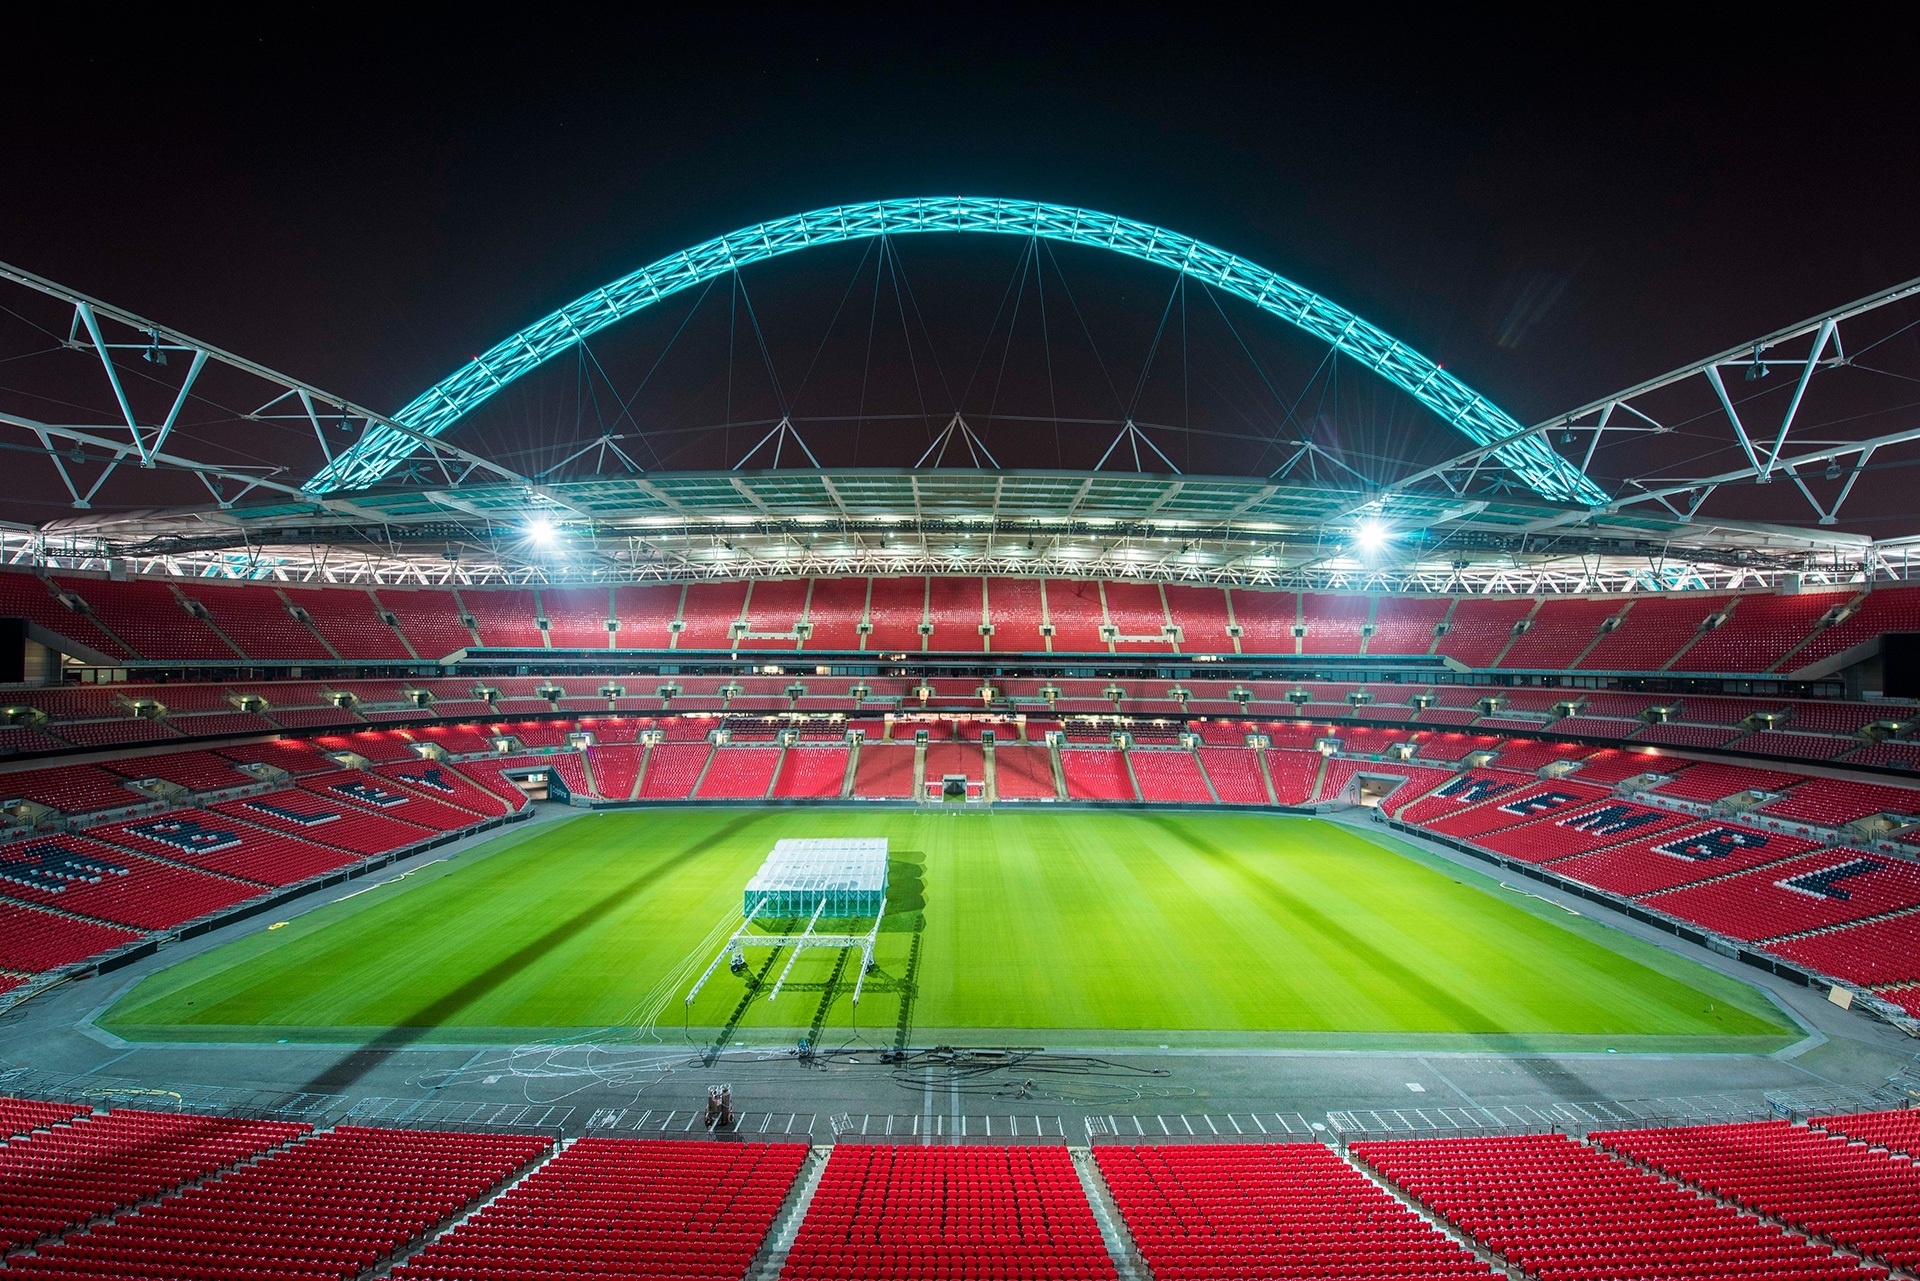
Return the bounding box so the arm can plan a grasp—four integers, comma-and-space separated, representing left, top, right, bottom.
1097, 1142, 1495, 1281
215, 737, 335, 776
985, 578, 1047, 653
0, 569, 131, 658
1578, 595, 1729, 671
1740, 729, 1858, 761
374, 588, 475, 658
1435, 598, 1533, 667
781, 1144, 1117, 1281
771, 746, 849, 798
540, 586, 613, 649
1677, 590, 1845, 673
1643, 849, 1920, 940
1563, 747, 1674, 785
90, 809, 363, 885
1227, 588, 1294, 656
1129, 749, 1211, 803
188, 582, 331, 662
1792, 585, 1920, 668
1596, 1120, 1920, 1271
0, 832, 262, 928
461, 588, 546, 649
1765, 912, 1920, 987
392, 1137, 806, 1281
1042, 581, 1108, 654
676, 582, 750, 650
610, 584, 682, 649
11, 1126, 548, 1281
1060, 748, 1135, 801
104, 749, 255, 793
283, 584, 412, 659
0, 1109, 308, 1251
56, 576, 235, 662
739, 579, 809, 651
1298, 592, 1369, 655
1499, 597, 1620, 668
925, 576, 987, 652
1367, 595, 1449, 656
1353, 1132, 1871, 1281
1163, 584, 1234, 653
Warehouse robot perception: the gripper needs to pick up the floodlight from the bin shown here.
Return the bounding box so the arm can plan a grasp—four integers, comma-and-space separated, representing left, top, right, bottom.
1354, 519, 1389, 552
525, 516, 557, 546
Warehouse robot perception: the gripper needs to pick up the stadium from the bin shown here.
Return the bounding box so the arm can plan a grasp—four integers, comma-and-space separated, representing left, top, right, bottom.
2, 45, 1920, 1277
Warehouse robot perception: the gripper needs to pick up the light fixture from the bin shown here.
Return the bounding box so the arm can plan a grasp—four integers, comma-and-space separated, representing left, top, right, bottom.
1745, 345, 1770, 381
1354, 519, 1388, 553
524, 516, 557, 546
1826, 460, 1842, 481
1559, 429, 1575, 446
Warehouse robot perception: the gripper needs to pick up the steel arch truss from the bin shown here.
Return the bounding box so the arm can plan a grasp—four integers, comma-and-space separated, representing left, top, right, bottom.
306, 197, 1608, 506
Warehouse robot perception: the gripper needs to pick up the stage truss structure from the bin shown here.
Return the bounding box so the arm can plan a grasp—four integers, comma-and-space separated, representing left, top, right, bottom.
686, 894, 888, 1010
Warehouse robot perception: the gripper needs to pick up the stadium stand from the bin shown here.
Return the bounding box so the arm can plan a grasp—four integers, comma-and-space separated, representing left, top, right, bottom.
739, 578, 809, 651
215, 736, 335, 776
771, 745, 849, 798
1577, 595, 1729, 671
1045, 579, 1110, 653
1765, 912, 1920, 987
0, 763, 142, 813
0, 569, 132, 658
1791, 585, 1920, 669
1545, 822, 1821, 897
452, 755, 541, 812
1596, 1120, 1920, 1270
0, 832, 262, 927
1196, 746, 1267, 803
1163, 584, 1234, 653
0, 901, 146, 972
1763, 778, 1920, 827
462, 589, 546, 648
637, 742, 710, 799
1676, 590, 1844, 673
10, 1126, 548, 1281
1366, 595, 1448, 656
0, 1097, 89, 1138
1097, 1142, 1495, 1281
851, 744, 917, 798
92, 809, 363, 885
215, 790, 433, 856
0, 1108, 309, 1252
189, 582, 333, 662
1060, 748, 1136, 801
584, 745, 644, 801
695, 746, 781, 799
992, 744, 1057, 800
803, 576, 868, 650
781, 1144, 1117, 1281
1651, 762, 1802, 803
1434, 598, 1533, 667
1816, 1108, 1920, 1154
1128, 749, 1211, 802
391, 1137, 806, 1281
283, 585, 413, 660
1353, 1132, 1872, 1281
1499, 597, 1619, 668
1643, 850, 1920, 940
56, 576, 235, 662
1741, 730, 1858, 761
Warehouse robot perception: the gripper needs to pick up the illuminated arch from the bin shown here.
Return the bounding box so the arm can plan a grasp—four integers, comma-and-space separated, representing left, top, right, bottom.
308, 197, 1604, 505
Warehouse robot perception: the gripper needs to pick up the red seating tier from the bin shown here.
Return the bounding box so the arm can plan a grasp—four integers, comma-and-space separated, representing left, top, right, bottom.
1499, 597, 1619, 668
0, 901, 147, 972
11, 1125, 548, 1281
1434, 598, 1532, 667
637, 743, 710, 799
1644, 850, 1920, 940
0, 832, 262, 927
1678, 590, 1844, 673
0, 1109, 308, 1251
1129, 749, 1210, 803
852, 744, 916, 798
695, 746, 782, 799
1596, 1120, 1920, 1270
611, 584, 683, 649
1546, 822, 1820, 897
1763, 777, 1920, 826
187, 582, 332, 662
283, 584, 412, 659
214, 790, 434, 856
1353, 1132, 1870, 1281
541, 585, 614, 648
1764, 912, 1920, 987
782, 1144, 1116, 1281
0, 763, 141, 813
1098, 1142, 1494, 1281
1060, 748, 1135, 800
772, 746, 849, 798
394, 1137, 805, 1281
89, 809, 363, 886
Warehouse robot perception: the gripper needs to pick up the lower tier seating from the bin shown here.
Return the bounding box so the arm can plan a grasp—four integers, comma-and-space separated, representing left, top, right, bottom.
0, 901, 145, 972
1596, 1120, 1920, 1270
1060, 749, 1135, 801
695, 746, 782, 799
11, 1125, 549, 1281
771, 746, 849, 798
851, 745, 916, 799
586, 744, 645, 801
1196, 747, 1266, 803
0, 1097, 89, 1140
1352, 1132, 1877, 1281
89, 809, 364, 886
1096, 1141, 1495, 1281
1764, 912, 1920, 987
1815, 1108, 1920, 1156
992, 745, 1056, 799
637, 743, 710, 800
0, 1108, 308, 1251
1128, 750, 1212, 803
782, 1144, 1116, 1281
212, 791, 435, 856
393, 1137, 806, 1281
1643, 850, 1920, 940
0, 832, 262, 928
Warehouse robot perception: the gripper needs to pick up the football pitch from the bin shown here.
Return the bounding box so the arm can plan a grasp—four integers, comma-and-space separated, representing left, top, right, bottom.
102, 809, 1794, 1051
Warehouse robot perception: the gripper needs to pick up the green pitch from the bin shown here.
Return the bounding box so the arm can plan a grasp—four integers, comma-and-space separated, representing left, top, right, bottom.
103, 808, 1792, 1050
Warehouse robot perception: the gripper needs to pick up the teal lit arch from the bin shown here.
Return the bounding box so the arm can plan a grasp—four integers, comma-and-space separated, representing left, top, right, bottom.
308, 197, 1604, 505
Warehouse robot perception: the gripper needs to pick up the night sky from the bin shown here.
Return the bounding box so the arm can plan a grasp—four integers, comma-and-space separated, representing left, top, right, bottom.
5, 14, 1917, 522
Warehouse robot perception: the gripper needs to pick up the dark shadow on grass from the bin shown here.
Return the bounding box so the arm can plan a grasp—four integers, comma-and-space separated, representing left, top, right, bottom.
298, 811, 769, 1095
1140, 813, 1508, 1036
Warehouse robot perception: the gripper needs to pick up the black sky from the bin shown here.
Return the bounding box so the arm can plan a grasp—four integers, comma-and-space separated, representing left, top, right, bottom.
5, 13, 1918, 498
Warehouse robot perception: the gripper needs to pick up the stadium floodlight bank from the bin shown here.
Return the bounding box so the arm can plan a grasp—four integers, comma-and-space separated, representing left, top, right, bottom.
743, 838, 888, 919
